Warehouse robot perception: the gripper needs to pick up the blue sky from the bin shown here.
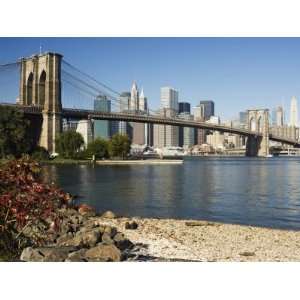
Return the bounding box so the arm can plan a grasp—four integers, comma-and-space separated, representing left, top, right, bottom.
1, 37, 300, 120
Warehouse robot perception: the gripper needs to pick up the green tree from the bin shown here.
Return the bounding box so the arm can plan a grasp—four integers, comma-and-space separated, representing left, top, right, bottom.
55, 130, 84, 159
86, 138, 110, 159
0, 106, 30, 158
110, 133, 131, 159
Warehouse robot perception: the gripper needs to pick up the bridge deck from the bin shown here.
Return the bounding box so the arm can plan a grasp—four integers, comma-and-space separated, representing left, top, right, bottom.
1, 103, 299, 147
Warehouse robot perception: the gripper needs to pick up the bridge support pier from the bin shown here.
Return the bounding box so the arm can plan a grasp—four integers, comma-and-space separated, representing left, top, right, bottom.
19, 52, 63, 154
39, 112, 62, 154
246, 109, 270, 157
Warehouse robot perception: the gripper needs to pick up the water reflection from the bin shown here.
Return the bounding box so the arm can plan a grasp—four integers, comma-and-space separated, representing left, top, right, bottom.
42, 157, 300, 230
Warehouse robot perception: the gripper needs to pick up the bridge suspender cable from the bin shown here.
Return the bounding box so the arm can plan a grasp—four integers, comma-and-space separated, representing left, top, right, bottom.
62, 59, 121, 96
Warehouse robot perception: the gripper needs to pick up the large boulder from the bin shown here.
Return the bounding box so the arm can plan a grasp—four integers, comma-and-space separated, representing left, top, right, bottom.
20, 246, 77, 262
20, 247, 44, 262
113, 233, 134, 251
101, 211, 117, 219
85, 244, 121, 262
66, 249, 88, 262
101, 232, 114, 245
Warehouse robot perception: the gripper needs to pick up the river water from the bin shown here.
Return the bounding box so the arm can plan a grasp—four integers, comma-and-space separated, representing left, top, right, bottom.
42, 157, 300, 230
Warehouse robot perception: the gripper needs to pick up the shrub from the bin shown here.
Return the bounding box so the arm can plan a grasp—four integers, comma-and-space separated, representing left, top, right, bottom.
55, 130, 84, 159
86, 138, 110, 159
0, 156, 70, 258
31, 146, 50, 161
0, 106, 31, 158
110, 134, 131, 159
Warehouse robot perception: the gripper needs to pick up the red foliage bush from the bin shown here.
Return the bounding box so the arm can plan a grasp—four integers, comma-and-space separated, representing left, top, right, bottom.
0, 156, 70, 255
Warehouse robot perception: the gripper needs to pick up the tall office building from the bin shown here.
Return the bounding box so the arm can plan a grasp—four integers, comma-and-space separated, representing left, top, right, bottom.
276, 106, 284, 127
139, 88, 148, 112
119, 92, 131, 111
193, 104, 205, 145
153, 87, 179, 148
178, 102, 192, 147
178, 112, 194, 148
290, 96, 298, 127
130, 81, 139, 111
178, 102, 191, 114
161, 87, 179, 110
200, 100, 215, 120
94, 95, 111, 140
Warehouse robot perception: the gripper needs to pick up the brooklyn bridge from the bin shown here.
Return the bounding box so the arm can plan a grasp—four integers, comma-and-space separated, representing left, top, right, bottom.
0, 52, 300, 156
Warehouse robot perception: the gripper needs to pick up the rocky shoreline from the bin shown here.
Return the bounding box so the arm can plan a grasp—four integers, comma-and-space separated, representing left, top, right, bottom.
19, 206, 300, 262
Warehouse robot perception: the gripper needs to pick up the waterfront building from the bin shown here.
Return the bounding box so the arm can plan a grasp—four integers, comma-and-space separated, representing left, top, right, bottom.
76, 119, 93, 147
94, 95, 111, 140
200, 100, 215, 120
206, 131, 225, 150
276, 106, 284, 127
153, 108, 179, 148
290, 96, 298, 127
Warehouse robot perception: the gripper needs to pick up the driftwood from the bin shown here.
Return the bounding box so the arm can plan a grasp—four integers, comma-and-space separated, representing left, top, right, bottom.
185, 221, 220, 227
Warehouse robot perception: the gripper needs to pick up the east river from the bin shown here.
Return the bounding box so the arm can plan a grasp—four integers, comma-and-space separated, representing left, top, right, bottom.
42, 157, 300, 230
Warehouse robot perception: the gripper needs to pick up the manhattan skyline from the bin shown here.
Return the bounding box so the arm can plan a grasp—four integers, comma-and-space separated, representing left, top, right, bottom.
2, 37, 300, 120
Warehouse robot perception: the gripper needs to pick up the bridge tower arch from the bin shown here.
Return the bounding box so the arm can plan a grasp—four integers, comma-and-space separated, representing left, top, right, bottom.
246, 109, 269, 157
19, 53, 63, 153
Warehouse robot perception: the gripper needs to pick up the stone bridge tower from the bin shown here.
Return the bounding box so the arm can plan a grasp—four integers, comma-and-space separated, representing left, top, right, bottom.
246, 109, 270, 156
19, 53, 63, 153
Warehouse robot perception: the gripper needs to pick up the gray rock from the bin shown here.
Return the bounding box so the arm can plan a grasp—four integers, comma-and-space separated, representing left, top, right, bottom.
101, 232, 114, 245
125, 221, 138, 230
20, 247, 44, 262
66, 249, 88, 262
85, 244, 121, 262
81, 229, 101, 248
104, 226, 117, 238
113, 233, 134, 251
101, 211, 117, 219
21, 246, 77, 262
38, 247, 76, 262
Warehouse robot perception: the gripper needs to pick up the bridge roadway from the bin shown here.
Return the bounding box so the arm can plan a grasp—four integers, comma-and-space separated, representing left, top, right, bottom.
2, 103, 300, 147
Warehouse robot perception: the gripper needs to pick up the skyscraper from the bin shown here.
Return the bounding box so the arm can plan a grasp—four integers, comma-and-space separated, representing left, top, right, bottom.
161, 87, 179, 111
178, 102, 191, 114
200, 100, 215, 120
153, 87, 179, 148
193, 104, 205, 145
178, 102, 192, 147
130, 81, 139, 111
290, 96, 298, 127
276, 106, 284, 127
139, 88, 148, 112
94, 95, 111, 140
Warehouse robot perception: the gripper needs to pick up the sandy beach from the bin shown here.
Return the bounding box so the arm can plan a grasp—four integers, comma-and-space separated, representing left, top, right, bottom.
95, 216, 300, 262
